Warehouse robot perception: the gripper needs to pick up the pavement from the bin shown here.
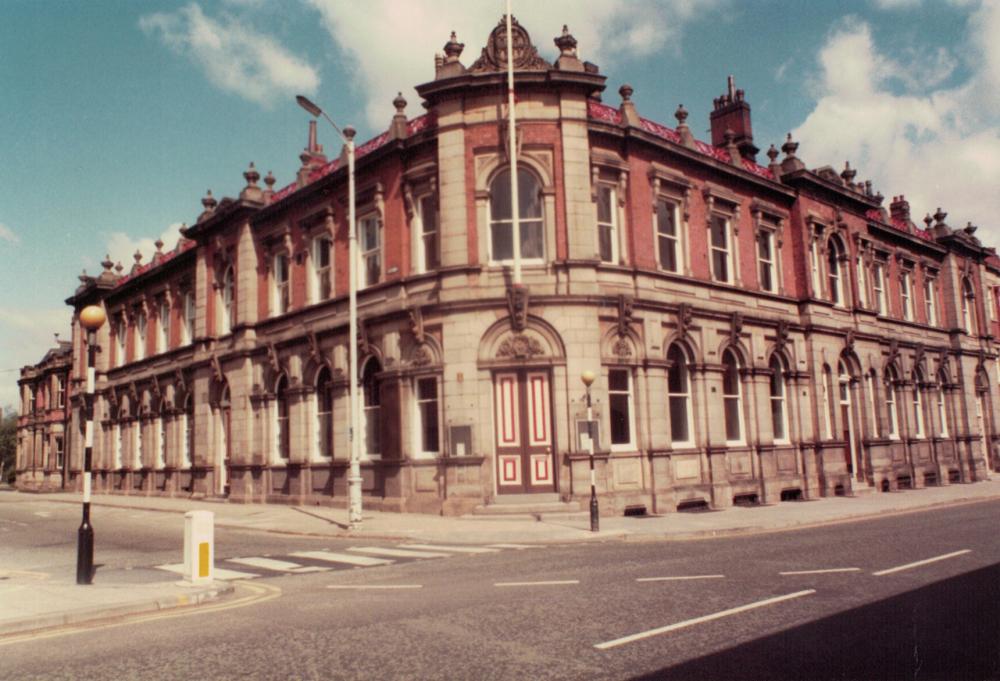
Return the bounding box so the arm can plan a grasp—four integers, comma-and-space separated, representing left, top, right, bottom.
3, 477, 1000, 640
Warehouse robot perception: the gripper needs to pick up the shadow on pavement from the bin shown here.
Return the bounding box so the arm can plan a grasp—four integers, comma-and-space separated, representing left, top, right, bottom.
631, 563, 1000, 681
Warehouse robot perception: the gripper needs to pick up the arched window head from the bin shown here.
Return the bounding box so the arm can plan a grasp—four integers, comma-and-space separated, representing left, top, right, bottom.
667, 344, 692, 445
362, 359, 382, 457
489, 168, 544, 262
721, 349, 743, 443
769, 355, 788, 442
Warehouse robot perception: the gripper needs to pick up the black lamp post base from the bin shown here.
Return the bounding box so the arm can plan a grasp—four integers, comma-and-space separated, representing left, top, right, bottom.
77, 523, 94, 585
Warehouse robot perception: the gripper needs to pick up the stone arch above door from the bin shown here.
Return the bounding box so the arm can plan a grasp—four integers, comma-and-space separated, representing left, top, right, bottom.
477, 316, 566, 368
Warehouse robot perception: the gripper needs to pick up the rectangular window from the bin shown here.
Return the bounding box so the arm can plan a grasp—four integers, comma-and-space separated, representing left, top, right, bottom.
157, 298, 170, 353
596, 184, 617, 263
608, 369, 633, 447
274, 253, 290, 315
900, 272, 913, 321
872, 263, 886, 315
419, 195, 440, 272
134, 310, 146, 361
856, 255, 869, 308
865, 374, 879, 438
416, 377, 440, 455
56, 376, 65, 409
924, 279, 937, 326
655, 198, 678, 273
757, 230, 775, 293
360, 215, 381, 287
55, 436, 64, 470
710, 215, 731, 283
312, 236, 332, 302
182, 291, 195, 344
114, 317, 126, 367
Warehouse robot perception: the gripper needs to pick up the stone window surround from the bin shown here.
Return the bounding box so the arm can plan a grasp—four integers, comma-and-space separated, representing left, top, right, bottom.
648, 163, 692, 276
590, 156, 628, 266
403, 163, 439, 276
752, 200, 786, 295
703, 184, 742, 287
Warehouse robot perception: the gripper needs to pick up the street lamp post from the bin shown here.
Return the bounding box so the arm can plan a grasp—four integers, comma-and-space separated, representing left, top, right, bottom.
581, 370, 599, 532
77, 304, 106, 584
296, 95, 362, 529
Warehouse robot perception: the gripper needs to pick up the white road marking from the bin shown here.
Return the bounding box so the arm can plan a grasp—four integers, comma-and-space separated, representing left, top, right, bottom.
401, 543, 500, 554
289, 550, 394, 567
33, 511, 51, 518
594, 590, 817, 650
780, 568, 861, 576
227, 557, 330, 574
326, 584, 423, 590
348, 547, 450, 559
636, 575, 725, 582
487, 543, 543, 549
873, 549, 972, 576
494, 580, 580, 587
153, 563, 260, 580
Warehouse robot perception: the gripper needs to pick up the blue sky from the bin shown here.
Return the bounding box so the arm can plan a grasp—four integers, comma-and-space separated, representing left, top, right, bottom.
2, 0, 998, 408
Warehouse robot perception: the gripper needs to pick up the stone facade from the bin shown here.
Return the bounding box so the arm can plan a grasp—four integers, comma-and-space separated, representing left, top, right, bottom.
18, 18, 1000, 514
15, 340, 73, 491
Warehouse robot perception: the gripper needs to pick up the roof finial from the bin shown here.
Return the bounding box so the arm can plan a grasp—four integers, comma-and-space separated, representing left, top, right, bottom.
244, 161, 260, 188
443, 31, 464, 62
841, 161, 856, 184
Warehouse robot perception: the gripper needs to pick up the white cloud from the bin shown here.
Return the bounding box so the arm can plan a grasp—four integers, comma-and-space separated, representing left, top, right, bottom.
872, 0, 922, 9
306, 0, 722, 128
103, 223, 186, 273
0, 223, 19, 245
139, 3, 319, 107
794, 9, 1000, 242
0, 306, 72, 412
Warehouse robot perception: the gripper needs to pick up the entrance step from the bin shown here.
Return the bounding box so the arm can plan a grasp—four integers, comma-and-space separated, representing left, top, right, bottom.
469, 495, 583, 519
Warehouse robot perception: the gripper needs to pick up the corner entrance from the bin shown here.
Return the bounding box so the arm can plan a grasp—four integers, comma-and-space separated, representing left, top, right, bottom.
494, 370, 556, 494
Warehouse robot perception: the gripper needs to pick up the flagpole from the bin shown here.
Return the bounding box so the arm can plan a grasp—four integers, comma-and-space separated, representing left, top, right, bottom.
505, 4, 521, 286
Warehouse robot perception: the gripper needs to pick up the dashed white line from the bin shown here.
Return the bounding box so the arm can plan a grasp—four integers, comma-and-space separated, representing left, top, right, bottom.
290, 550, 394, 567
636, 575, 725, 582
494, 580, 580, 587
326, 584, 423, 590
873, 549, 972, 576
227, 557, 330, 574
401, 543, 500, 554
780, 568, 861, 576
594, 590, 817, 650
348, 547, 451, 559
487, 543, 544, 550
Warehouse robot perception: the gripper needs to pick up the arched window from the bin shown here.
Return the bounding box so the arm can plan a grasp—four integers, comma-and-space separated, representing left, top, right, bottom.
362, 359, 381, 457
275, 376, 289, 460
961, 278, 976, 334
827, 237, 844, 306
221, 266, 235, 333
912, 368, 925, 438
722, 349, 743, 443
885, 366, 900, 439
769, 355, 788, 442
865, 369, 879, 438
667, 344, 692, 446
489, 168, 544, 262
316, 367, 334, 459
183, 393, 194, 468
113, 403, 124, 469
936, 370, 949, 438
155, 401, 166, 469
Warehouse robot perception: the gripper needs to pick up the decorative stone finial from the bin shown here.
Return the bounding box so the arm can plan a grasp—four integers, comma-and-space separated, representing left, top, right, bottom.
155, 238, 164, 253
934, 207, 947, 225
264, 171, 276, 190
133, 250, 142, 265
201, 189, 217, 213
841, 161, 856, 184
619, 83, 634, 102
965, 221, 977, 235
443, 31, 464, 61
554, 25, 578, 58
781, 133, 798, 158
393, 92, 407, 114
115, 262, 124, 275
674, 104, 688, 125
102, 255, 114, 272
244, 161, 260, 188
924, 213, 934, 230
389, 92, 409, 141
724, 128, 742, 166
766, 144, 779, 164
343, 125, 356, 141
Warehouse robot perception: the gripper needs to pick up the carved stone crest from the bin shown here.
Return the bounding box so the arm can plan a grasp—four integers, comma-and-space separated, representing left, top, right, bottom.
497, 333, 544, 359
469, 16, 551, 73
612, 337, 632, 359
412, 344, 434, 367
507, 283, 529, 332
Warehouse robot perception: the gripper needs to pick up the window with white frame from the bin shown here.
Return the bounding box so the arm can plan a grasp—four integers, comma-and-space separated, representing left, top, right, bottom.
757, 229, 776, 293
900, 271, 914, 321
810, 237, 821, 296
54, 435, 64, 470
667, 344, 692, 446
316, 367, 334, 458
710, 214, 733, 284
962, 278, 976, 333
275, 376, 290, 460
134, 309, 146, 361
311, 235, 332, 303
608, 369, 634, 449
113, 419, 123, 469
417, 195, 439, 273
362, 359, 381, 458
156, 412, 166, 468
769, 356, 788, 442
415, 377, 440, 457
885, 368, 900, 439
273, 252, 290, 315
827, 237, 845, 306
221, 265, 235, 333
722, 350, 744, 443
924, 278, 937, 326
822, 365, 834, 439
134, 420, 142, 468
872, 262, 886, 315
912, 370, 925, 438
656, 198, 680, 273
865, 371, 879, 438
157, 297, 170, 353
360, 215, 381, 288
182, 394, 193, 468
936, 373, 949, 437
489, 168, 544, 263
56, 376, 65, 409
182, 290, 195, 345
596, 183, 618, 264
114, 316, 126, 367
856, 253, 869, 308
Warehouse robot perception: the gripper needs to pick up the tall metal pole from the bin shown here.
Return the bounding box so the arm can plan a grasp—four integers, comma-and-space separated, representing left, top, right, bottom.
345, 126, 362, 529
77, 305, 105, 584
505, 5, 522, 286
581, 371, 598, 532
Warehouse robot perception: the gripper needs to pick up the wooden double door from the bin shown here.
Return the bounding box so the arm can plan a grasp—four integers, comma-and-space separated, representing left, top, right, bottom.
494, 370, 556, 494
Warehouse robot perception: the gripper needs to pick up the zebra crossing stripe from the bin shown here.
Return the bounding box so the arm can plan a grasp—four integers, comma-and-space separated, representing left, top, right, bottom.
400, 544, 500, 554
348, 547, 451, 559
154, 563, 259, 580
487, 543, 544, 550
289, 550, 395, 567
227, 557, 330, 573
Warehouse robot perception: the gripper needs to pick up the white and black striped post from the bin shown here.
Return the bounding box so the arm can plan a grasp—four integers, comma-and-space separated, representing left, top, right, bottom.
77, 305, 105, 585
581, 371, 599, 532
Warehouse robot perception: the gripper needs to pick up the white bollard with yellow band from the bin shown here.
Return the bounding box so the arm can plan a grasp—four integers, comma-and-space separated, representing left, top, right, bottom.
183, 510, 214, 585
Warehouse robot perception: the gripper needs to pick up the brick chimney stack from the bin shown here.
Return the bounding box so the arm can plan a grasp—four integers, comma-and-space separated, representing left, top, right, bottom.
890, 195, 911, 223
710, 75, 758, 162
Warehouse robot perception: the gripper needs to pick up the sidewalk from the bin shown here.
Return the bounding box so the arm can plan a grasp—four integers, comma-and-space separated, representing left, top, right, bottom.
4, 479, 998, 639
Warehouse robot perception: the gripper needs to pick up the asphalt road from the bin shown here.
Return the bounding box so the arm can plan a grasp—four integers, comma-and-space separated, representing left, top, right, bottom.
2, 495, 999, 680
